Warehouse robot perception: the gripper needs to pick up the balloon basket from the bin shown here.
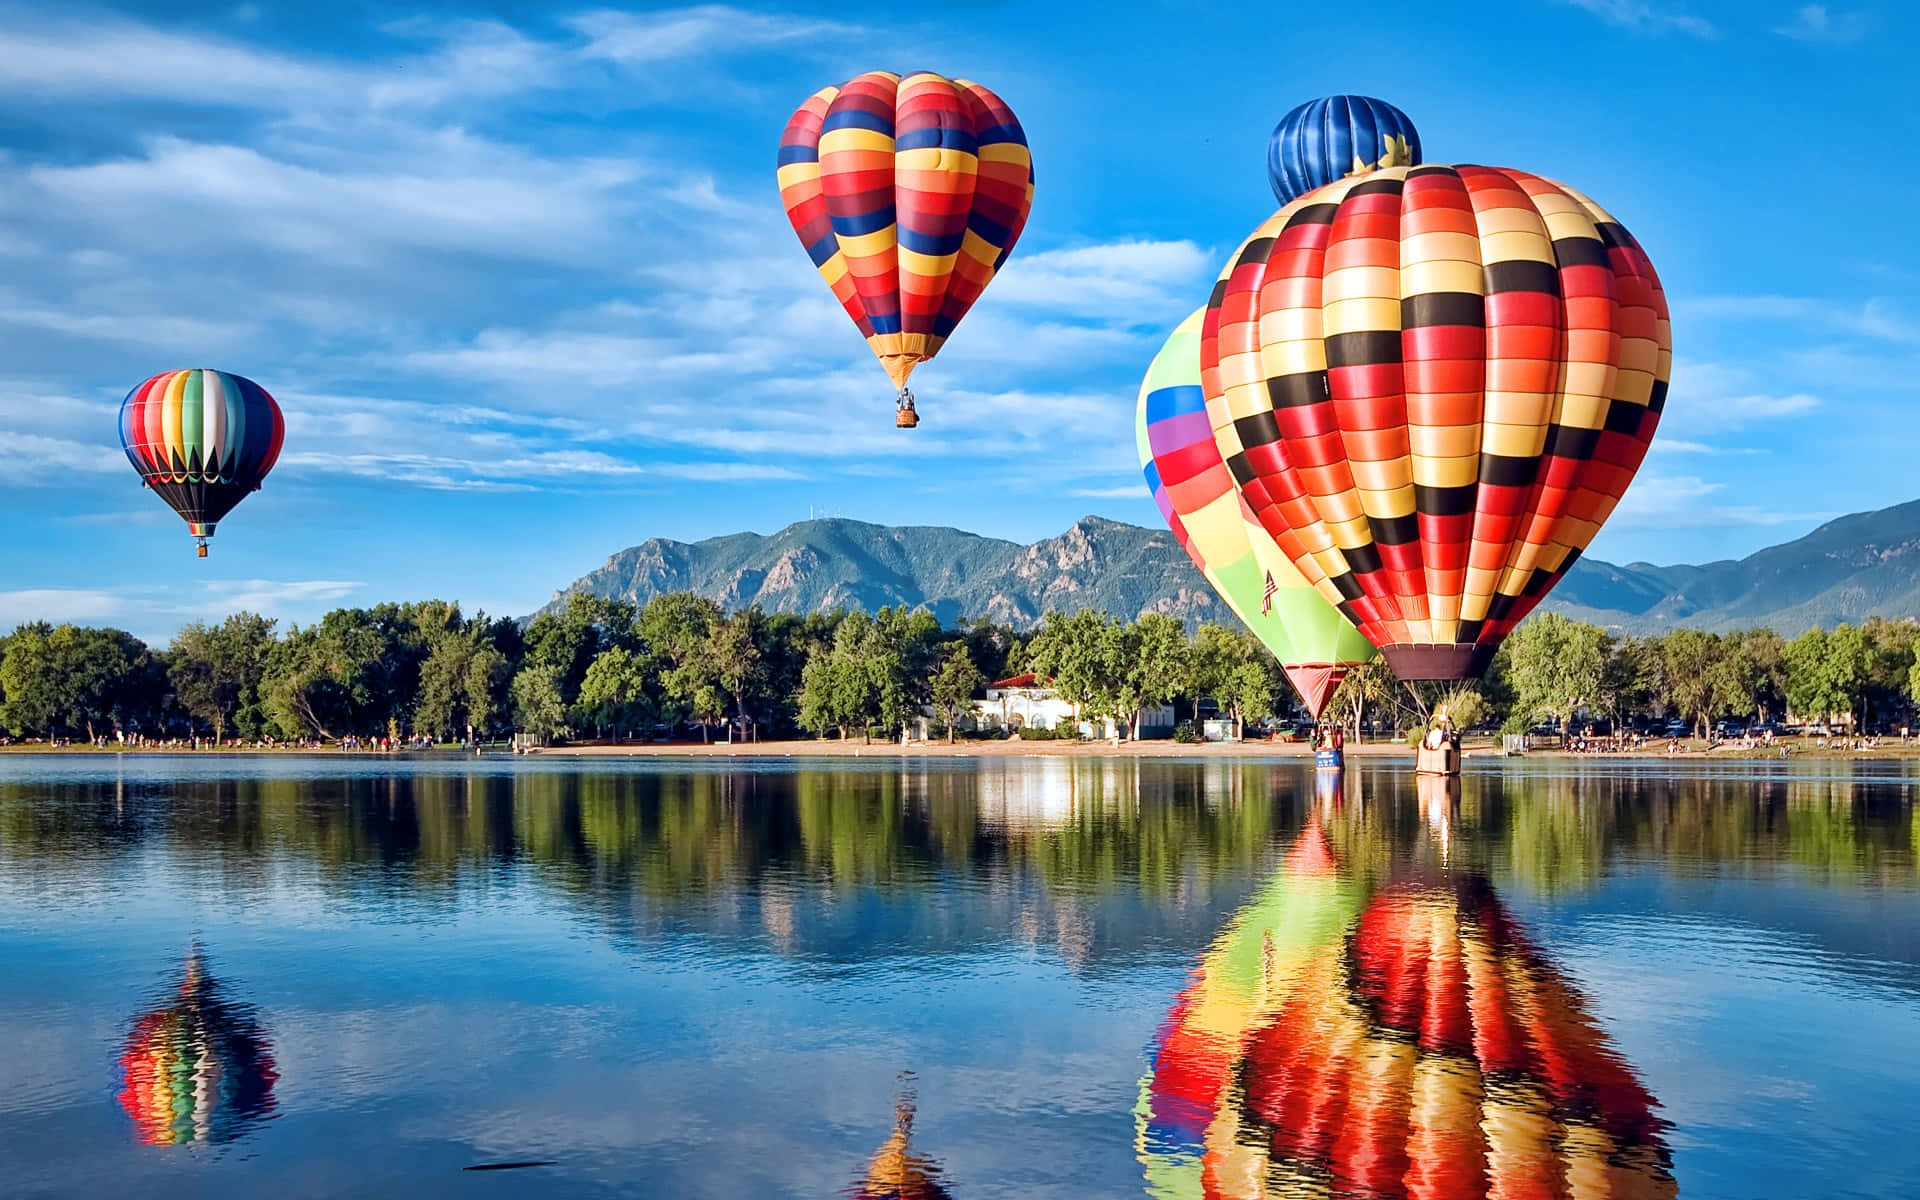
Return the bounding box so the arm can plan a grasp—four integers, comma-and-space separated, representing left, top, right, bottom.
1415, 742, 1459, 775
895, 407, 919, 429
196, 542, 208, 558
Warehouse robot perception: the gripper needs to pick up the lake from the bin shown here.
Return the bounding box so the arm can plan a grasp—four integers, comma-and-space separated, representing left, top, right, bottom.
1, 754, 1916, 1199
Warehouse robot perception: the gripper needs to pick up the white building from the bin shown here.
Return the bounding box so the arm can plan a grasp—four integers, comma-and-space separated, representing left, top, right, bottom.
970, 674, 1175, 739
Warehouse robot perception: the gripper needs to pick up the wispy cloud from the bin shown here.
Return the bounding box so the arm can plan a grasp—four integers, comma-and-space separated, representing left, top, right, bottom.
1774, 4, 1872, 43
0, 588, 128, 629
1662, 361, 1821, 432
1070, 485, 1148, 499
1560, 0, 1718, 38
567, 6, 860, 64
0, 579, 363, 638
1611, 474, 1817, 529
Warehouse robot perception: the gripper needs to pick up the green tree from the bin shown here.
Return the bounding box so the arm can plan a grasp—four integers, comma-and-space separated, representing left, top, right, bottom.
639, 593, 725, 738
511, 663, 569, 741
929, 643, 985, 742
1187, 623, 1248, 725
1025, 609, 1118, 730
573, 646, 656, 737
798, 611, 879, 740
1660, 629, 1722, 738
1730, 628, 1789, 725
708, 608, 767, 725
168, 612, 277, 743
0, 623, 162, 740
1223, 659, 1281, 735
1594, 636, 1661, 728
1505, 613, 1608, 737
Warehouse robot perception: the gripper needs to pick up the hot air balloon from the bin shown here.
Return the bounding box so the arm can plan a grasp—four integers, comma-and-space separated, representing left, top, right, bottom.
119, 369, 285, 557
1201, 166, 1671, 680
118, 950, 278, 1146
1137, 310, 1376, 719
1267, 95, 1421, 207
778, 70, 1034, 428
1234, 876, 1676, 1200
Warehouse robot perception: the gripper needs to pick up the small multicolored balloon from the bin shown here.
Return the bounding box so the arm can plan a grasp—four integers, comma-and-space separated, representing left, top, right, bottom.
119, 369, 284, 557
1267, 95, 1421, 205
778, 70, 1034, 427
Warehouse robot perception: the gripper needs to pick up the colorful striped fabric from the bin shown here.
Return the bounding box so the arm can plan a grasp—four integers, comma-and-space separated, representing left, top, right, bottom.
778, 71, 1034, 407
1135, 822, 1361, 1200
1267, 95, 1422, 206
1238, 877, 1676, 1199
1201, 165, 1671, 680
1136, 310, 1375, 718
118, 368, 284, 551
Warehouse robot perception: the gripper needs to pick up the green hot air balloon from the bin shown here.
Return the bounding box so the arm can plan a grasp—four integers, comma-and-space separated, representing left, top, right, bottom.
1136, 310, 1376, 719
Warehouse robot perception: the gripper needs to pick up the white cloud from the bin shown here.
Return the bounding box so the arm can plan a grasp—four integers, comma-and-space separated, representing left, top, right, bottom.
24, 137, 640, 267
1661, 360, 1820, 433
568, 6, 859, 64
1672, 295, 1819, 321
1610, 474, 1813, 529
0, 588, 127, 629
986, 240, 1214, 319
200, 579, 363, 615
0, 7, 843, 112
1646, 439, 1763, 456
1561, 0, 1717, 37
0, 434, 126, 482
1774, 4, 1871, 43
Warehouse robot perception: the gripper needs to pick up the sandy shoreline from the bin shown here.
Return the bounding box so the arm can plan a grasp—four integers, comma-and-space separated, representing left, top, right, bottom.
2, 738, 1905, 762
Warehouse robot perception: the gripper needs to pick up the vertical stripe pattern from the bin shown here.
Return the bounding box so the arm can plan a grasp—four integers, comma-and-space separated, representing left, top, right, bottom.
1202, 165, 1671, 680
1268, 95, 1422, 207
119, 368, 285, 543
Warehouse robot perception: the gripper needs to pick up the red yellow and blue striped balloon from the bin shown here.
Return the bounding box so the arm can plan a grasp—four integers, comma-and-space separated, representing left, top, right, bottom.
118, 369, 285, 557
1201, 166, 1670, 680
778, 70, 1034, 424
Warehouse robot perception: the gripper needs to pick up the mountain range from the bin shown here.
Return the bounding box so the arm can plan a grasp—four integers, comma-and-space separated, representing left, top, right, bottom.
541, 499, 1920, 635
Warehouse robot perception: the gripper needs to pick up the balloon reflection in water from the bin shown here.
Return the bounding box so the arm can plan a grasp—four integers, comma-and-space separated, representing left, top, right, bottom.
1139, 821, 1363, 1198
1143, 830, 1675, 1198
117, 950, 278, 1146
853, 1081, 951, 1200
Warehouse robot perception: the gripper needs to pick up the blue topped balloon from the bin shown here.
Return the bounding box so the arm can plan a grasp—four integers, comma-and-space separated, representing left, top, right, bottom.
1266, 95, 1422, 206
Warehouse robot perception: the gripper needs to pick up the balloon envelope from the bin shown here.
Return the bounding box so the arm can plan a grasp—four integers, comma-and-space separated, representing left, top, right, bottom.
1136, 310, 1375, 717
1267, 95, 1421, 206
777, 70, 1034, 410
1201, 166, 1671, 680
119, 369, 284, 554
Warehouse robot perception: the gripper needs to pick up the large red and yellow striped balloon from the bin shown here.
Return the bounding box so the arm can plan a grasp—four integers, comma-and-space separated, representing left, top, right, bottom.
1201, 165, 1670, 680
777, 70, 1034, 424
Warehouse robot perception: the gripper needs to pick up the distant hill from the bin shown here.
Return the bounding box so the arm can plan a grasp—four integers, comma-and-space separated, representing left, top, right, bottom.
540, 500, 1920, 635
540, 516, 1226, 629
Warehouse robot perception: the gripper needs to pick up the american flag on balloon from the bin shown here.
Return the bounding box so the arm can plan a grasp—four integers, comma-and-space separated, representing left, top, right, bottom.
1261, 571, 1277, 615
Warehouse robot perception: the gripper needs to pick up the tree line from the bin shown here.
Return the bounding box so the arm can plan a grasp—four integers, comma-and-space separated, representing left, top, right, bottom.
1, 594, 1917, 743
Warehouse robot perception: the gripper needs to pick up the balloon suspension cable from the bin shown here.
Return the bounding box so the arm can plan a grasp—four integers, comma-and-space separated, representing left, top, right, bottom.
896, 386, 916, 413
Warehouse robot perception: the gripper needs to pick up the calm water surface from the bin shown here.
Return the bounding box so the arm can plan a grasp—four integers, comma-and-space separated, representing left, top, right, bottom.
1, 755, 1916, 1198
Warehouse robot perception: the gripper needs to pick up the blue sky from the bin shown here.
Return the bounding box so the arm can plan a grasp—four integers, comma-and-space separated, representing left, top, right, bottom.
1, 0, 1915, 642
